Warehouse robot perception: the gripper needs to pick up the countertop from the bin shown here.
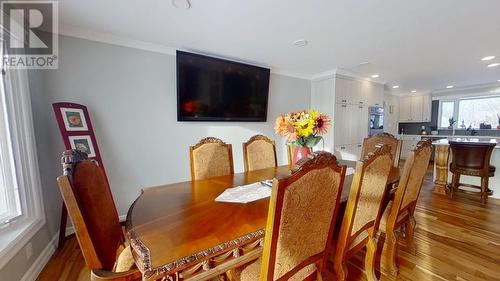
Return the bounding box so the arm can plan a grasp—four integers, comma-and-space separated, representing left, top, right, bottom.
399, 134, 500, 139
432, 138, 500, 148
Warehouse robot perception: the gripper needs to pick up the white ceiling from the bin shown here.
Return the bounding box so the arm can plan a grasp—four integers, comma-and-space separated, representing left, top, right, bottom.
58, 0, 500, 94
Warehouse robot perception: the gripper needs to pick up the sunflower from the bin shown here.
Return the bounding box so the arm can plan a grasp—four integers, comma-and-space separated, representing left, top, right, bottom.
315, 114, 331, 135
295, 117, 315, 137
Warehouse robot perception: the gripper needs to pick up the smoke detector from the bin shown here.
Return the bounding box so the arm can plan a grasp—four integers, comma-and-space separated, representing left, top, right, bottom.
172, 0, 191, 9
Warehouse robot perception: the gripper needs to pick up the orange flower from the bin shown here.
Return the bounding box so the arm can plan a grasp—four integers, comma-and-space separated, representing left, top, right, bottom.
315, 114, 331, 135
274, 115, 298, 141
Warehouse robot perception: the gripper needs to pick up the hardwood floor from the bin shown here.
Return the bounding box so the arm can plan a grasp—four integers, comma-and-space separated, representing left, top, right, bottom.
36, 165, 500, 281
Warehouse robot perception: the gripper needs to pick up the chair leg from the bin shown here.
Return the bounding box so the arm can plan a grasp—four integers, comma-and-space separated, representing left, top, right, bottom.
449, 173, 459, 198
334, 258, 348, 281
481, 177, 488, 204
385, 229, 399, 276
405, 216, 417, 255
365, 235, 378, 281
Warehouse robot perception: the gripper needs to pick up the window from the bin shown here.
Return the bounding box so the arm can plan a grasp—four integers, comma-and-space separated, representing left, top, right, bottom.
0, 46, 45, 268
0, 82, 22, 224
440, 101, 455, 128
439, 96, 500, 129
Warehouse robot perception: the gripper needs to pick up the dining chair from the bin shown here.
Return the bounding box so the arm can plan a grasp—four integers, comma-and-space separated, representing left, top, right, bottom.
230, 151, 347, 281
379, 139, 432, 275
56, 150, 141, 281
361, 133, 402, 168
242, 135, 277, 172
189, 137, 234, 180
333, 144, 393, 281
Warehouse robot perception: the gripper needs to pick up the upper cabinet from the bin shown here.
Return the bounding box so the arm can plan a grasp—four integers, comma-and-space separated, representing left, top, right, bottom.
399, 94, 432, 122
334, 76, 383, 106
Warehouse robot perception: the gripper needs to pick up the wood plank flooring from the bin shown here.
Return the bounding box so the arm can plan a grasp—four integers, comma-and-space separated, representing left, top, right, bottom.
36, 166, 500, 281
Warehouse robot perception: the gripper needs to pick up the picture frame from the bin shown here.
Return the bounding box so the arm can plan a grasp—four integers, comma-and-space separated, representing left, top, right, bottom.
68, 135, 96, 158
60, 107, 88, 131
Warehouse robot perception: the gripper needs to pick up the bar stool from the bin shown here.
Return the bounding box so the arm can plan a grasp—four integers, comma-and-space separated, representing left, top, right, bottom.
448, 141, 496, 204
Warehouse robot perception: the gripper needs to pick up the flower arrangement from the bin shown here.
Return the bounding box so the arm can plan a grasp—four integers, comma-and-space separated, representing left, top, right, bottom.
274, 109, 331, 148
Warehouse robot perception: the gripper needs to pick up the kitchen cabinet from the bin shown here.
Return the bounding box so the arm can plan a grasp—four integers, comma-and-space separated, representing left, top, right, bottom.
334, 104, 368, 146
422, 95, 432, 122
334, 143, 363, 161
311, 74, 380, 160
399, 94, 432, 122
335, 76, 383, 106
400, 136, 420, 159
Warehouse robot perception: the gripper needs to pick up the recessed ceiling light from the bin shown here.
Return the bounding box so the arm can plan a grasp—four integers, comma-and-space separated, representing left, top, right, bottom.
446, 85, 454, 89
171, 0, 191, 9
411, 90, 417, 93
371, 74, 380, 78
498, 79, 500, 82
359, 61, 370, 66
292, 39, 308, 47
487, 63, 500, 68
392, 85, 399, 89
481, 56, 496, 61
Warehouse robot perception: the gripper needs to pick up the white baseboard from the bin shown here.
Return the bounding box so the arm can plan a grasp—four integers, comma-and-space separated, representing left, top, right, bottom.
65, 214, 127, 236
19, 233, 58, 281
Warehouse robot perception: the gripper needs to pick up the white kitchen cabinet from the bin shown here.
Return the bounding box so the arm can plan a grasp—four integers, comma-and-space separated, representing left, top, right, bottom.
410, 96, 423, 121
399, 97, 412, 122
334, 143, 362, 161
399, 94, 432, 122
312, 73, 379, 161
362, 80, 384, 107
400, 136, 421, 159
334, 103, 350, 146
422, 95, 432, 122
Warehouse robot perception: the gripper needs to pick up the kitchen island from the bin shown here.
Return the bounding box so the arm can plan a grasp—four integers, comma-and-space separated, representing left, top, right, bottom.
432, 138, 500, 199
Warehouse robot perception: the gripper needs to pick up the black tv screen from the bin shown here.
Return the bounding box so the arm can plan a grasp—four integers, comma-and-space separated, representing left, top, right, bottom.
177, 51, 270, 122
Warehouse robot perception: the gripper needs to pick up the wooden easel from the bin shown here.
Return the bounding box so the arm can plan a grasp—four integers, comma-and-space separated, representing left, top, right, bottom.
52, 102, 109, 249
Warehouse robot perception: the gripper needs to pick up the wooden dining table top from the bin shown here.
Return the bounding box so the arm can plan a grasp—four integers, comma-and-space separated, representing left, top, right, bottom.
125, 161, 399, 279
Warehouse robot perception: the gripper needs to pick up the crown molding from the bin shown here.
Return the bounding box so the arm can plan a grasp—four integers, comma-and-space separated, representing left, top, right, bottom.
431, 81, 500, 95
57, 24, 312, 80
310, 68, 386, 85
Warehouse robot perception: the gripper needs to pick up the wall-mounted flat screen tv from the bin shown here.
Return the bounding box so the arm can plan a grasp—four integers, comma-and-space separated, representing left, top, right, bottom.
177, 51, 270, 122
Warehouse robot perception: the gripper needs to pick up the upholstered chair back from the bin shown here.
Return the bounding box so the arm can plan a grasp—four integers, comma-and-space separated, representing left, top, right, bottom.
398, 139, 432, 210
189, 137, 234, 180
361, 133, 402, 167
243, 135, 277, 172
260, 152, 346, 280
56, 150, 124, 271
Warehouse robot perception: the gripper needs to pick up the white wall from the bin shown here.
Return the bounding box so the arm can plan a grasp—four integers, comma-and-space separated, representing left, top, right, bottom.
35, 35, 311, 215
0, 34, 311, 280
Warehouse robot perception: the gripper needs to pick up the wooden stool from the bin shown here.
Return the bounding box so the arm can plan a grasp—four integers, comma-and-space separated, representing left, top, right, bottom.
448, 141, 496, 204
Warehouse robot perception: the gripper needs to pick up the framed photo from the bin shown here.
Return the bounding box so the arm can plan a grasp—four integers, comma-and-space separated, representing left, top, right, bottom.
60, 107, 88, 131
68, 135, 96, 157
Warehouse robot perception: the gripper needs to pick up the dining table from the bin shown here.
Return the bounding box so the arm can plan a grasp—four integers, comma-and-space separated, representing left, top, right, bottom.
125, 161, 400, 281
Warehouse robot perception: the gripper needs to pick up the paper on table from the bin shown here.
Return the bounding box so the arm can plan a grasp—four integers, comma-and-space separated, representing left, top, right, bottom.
215, 181, 272, 204
346, 167, 355, 176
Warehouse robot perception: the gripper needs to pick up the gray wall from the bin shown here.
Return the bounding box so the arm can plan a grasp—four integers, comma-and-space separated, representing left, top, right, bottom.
0, 35, 311, 279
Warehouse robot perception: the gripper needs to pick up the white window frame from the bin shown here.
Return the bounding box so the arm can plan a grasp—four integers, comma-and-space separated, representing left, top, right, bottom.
438, 95, 500, 129
0, 64, 45, 269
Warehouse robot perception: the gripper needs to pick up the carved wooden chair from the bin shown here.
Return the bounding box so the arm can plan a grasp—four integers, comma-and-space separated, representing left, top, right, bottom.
189, 137, 234, 181
230, 152, 347, 281
361, 133, 402, 168
448, 141, 496, 204
242, 135, 277, 172
56, 150, 141, 281
333, 144, 393, 281
378, 139, 432, 275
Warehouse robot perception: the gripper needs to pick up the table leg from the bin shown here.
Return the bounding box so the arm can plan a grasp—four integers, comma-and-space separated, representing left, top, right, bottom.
433, 145, 449, 195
